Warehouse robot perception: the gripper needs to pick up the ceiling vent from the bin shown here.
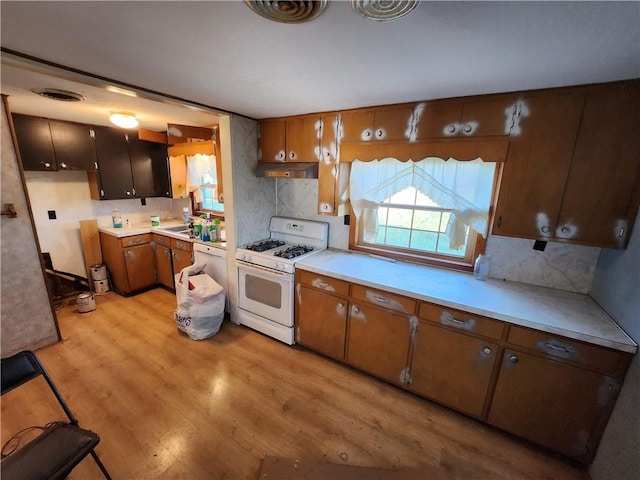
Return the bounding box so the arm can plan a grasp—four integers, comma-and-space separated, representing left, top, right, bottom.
244, 0, 328, 23
350, 0, 418, 21
32, 88, 86, 102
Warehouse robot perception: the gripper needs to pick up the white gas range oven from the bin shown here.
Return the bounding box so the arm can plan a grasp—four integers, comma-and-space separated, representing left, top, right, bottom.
235, 217, 329, 344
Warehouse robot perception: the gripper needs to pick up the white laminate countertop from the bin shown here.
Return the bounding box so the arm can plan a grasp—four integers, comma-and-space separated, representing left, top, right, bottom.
296, 249, 637, 354
98, 222, 226, 250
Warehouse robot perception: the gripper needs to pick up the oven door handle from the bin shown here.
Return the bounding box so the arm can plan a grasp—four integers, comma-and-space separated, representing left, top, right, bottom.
235, 260, 290, 277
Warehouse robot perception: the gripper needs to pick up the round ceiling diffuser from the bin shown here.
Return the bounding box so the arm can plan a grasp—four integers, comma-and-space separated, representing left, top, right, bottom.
350, 0, 418, 21
244, 0, 328, 23
32, 88, 85, 102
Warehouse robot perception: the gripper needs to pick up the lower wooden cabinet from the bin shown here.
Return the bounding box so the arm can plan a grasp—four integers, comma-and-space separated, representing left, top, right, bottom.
409, 322, 499, 418
296, 285, 348, 361
155, 244, 174, 289
488, 349, 619, 463
153, 234, 192, 290
100, 232, 156, 295
294, 268, 632, 464
346, 302, 413, 386
171, 238, 193, 276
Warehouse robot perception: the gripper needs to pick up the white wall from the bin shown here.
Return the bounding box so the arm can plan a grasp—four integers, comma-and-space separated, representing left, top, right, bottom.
1, 100, 59, 356
589, 209, 640, 479
24, 170, 190, 277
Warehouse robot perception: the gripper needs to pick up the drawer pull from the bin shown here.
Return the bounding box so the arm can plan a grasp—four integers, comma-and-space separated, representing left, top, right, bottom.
440, 311, 476, 331
543, 341, 576, 356
317, 280, 330, 288
482, 347, 492, 355
373, 295, 390, 304
128, 239, 145, 245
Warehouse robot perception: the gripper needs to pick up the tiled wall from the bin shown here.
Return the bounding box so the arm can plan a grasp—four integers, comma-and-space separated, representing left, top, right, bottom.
1, 101, 59, 355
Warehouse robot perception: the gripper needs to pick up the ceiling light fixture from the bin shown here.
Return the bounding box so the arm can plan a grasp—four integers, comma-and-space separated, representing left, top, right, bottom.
109, 112, 139, 129
350, 0, 418, 21
244, 0, 328, 23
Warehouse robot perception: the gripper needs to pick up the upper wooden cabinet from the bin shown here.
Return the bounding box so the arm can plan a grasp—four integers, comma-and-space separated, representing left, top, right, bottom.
341, 105, 414, 142
12, 114, 97, 171
90, 126, 170, 200
493, 81, 640, 248
49, 119, 97, 170
258, 116, 320, 162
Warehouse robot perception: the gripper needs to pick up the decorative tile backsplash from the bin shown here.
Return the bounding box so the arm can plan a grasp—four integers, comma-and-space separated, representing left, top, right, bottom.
485, 235, 600, 293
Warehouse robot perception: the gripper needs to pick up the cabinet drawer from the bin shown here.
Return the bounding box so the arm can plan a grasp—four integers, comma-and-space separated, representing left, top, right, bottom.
171, 238, 192, 252
507, 326, 622, 373
153, 234, 171, 247
419, 302, 505, 340
297, 270, 349, 296
121, 234, 151, 247
351, 284, 416, 315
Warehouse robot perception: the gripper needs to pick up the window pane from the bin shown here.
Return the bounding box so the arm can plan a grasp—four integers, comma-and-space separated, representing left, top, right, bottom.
437, 233, 468, 256
386, 227, 410, 248
377, 206, 389, 226
410, 230, 438, 251
413, 210, 441, 231
387, 208, 413, 228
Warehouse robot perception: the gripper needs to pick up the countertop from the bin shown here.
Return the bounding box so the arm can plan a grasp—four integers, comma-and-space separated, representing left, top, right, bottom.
296, 249, 637, 354
98, 221, 227, 250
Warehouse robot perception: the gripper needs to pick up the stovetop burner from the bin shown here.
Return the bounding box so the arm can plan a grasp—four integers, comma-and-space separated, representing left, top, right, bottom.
274, 245, 314, 259
245, 240, 285, 252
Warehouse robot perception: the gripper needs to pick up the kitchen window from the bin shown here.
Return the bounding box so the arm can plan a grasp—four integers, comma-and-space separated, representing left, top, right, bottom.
187, 153, 224, 212
348, 157, 499, 269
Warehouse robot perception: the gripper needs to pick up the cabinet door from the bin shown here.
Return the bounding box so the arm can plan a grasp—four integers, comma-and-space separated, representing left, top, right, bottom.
414, 100, 463, 139
155, 244, 174, 289
296, 285, 348, 361
555, 83, 640, 247
286, 116, 320, 162
492, 92, 584, 239
340, 110, 375, 142
128, 135, 170, 197
318, 113, 349, 215
93, 126, 135, 199
123, 244, 157, 292
372, 106, 415, 141
346, 302, 412, 386
460, 95, 517, 137
488, 349, 618, 462
49, 120, 97, 170
172, 248, 192, 276
258, 119, 286, 162
12, 114, 56, 171
410, 322, 498, 418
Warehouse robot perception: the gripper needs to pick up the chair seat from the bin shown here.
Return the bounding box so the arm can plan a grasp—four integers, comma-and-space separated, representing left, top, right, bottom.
1, 423, 100, 480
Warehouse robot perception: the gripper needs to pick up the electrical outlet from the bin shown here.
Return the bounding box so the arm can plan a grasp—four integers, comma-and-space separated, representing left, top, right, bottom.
140, 197, 146, 206
47, 210, 56, 220
533, 240, 547, 251
344, 214, 350, 225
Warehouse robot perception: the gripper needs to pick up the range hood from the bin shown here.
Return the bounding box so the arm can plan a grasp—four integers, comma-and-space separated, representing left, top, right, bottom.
255, 162, 318, 179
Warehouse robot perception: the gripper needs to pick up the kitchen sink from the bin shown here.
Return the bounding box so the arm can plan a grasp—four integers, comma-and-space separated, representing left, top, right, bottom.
158, 225, 190, 233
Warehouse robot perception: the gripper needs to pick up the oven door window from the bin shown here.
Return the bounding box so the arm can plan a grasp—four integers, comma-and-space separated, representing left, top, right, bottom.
245, 274, 281, 309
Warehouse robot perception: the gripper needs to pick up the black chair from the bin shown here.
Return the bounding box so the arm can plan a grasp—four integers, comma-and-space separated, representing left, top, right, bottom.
1, 350, 111, 480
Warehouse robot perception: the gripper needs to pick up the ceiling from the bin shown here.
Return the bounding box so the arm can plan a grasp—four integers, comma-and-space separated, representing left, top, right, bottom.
1, 1, 639, 131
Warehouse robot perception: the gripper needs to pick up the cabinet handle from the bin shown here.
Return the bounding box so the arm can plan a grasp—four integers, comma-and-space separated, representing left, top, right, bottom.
560, 226, 570, 234
618, 227, 625, 238
289, 151, 296, 160
497, 216, 502, 227
44, 162, 51, 168
508, 355, 519, 364
543, 341, 575, 355
277, 151, 285, 161
337, 303, 344, 310
126, 191, 131, 196
59, 162, 67, 169
482, 347, 492, 355
445, 124, 458, 135
317, 280, 330, 288
375, 129, 384, 138
541, 225, 551, 234
352, 305, 360, 314
463, 124, 473, 133
373, 295, 390, 304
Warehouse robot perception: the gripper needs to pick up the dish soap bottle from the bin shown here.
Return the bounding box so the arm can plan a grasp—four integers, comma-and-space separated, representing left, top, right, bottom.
112, 208, 123, 228
473, 254, 491, 281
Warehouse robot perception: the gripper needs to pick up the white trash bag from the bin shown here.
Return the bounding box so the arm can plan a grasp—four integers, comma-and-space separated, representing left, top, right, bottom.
174, 263, 225, 340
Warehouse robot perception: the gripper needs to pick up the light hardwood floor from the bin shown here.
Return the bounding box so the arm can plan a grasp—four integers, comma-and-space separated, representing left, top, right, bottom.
1, 288, 588, 479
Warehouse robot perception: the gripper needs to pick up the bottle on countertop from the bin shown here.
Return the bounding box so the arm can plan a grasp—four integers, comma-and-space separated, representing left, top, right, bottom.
112, 208, 122, 228
473, 254, 491, 281
202, 220, 210, 242
182, 206, 190, 225
212, 219, 221, 242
